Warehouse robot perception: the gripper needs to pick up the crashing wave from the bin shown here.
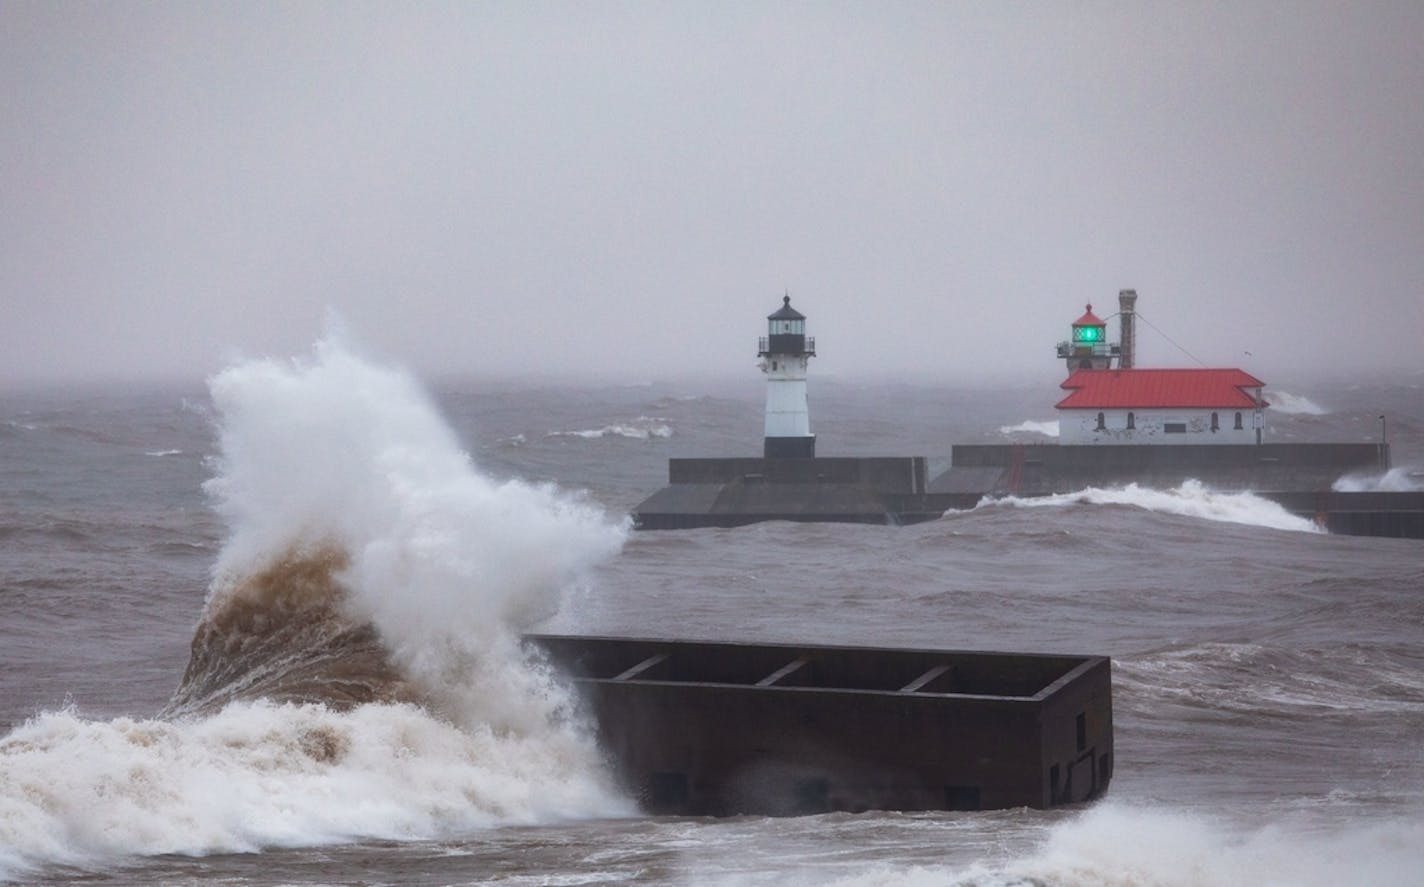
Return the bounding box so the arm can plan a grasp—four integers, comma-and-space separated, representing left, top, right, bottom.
978, 479, 1322, 533
1332, 467, 1424, 492
1268, 390, 1328, 415
998, 419, 1060, 437
0, 333, 632, 880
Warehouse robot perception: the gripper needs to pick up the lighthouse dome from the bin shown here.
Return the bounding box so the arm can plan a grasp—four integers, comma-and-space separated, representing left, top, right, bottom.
768, 295, 805, 322
760, 295, 815, 356
1073, 304, 1105, 327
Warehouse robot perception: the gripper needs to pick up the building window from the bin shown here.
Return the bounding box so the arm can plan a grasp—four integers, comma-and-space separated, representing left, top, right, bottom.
1211, 412, 1220, 432
1234, 412, 1243, 430
1095, 412, 1106, 431
1164, 423, 1187, 434
1126, 412, 1135, 430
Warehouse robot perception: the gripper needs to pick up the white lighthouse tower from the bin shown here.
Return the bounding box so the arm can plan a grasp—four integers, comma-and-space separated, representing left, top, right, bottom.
758, 295, 816, 458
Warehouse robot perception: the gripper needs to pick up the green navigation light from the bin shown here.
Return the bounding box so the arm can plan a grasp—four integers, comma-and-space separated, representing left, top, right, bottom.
1075, 326, 1101, 343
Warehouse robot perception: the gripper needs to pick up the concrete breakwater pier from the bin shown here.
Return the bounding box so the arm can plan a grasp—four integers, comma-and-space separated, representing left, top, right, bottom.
632, 456, 973, 529
632, 445, 1423, 538
931, 442, 1422, 539
632, 293, 1419, 538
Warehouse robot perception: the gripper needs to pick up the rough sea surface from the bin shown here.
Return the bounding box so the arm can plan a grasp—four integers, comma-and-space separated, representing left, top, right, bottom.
2, 343, 1422, 886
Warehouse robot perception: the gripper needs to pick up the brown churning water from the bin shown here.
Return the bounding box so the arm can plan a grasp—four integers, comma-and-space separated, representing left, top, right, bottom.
164, 545, 418, 718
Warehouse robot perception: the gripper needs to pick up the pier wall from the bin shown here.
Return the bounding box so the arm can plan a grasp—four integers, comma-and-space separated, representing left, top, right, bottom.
1261, 491, 1424, 539
669, 456, 928, 492
936, 443, 1388, 495
635, 457, 942, 529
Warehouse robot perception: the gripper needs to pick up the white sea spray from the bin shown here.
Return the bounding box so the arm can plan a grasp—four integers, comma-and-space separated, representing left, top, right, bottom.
981, 479, 1323, 533
0, 334, 634, 881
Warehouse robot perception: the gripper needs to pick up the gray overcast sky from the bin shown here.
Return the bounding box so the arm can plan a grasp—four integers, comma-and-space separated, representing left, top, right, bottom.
3, 2, 1421, 387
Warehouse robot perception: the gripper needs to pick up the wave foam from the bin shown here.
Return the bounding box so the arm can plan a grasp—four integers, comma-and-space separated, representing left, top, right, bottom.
0, 701, 631, 881
814, 804, 1424, 887
998, 419, 1060, 437
199, 334, 628, 720
980, 479, 1323, 533
1, 333, 633, 880
1333, 467, 1424, 492
1269, 390, 1328, 415
547, 417, 672, 440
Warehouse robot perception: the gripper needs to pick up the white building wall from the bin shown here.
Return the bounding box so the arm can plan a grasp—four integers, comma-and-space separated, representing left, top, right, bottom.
762, 355, 811, 438
1058, 408, 1262, 445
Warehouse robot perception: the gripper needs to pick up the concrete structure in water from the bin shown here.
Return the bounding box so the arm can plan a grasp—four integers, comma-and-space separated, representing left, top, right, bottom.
633, 297, 947, 529
934, 290, 1420, 537
633, 456, 962, 529
631, 289, 1421, 538
1055, 290, 1267, 445
526, 634, 1113, 815
1057, 368, 1268, 445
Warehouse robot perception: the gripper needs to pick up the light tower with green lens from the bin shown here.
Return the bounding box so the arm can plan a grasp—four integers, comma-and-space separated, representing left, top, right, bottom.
1057, 303, 1116, 375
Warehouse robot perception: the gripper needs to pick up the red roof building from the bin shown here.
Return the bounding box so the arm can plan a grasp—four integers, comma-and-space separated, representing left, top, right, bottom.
1055, 368, 1268, 444
1057, 368, 1267, 410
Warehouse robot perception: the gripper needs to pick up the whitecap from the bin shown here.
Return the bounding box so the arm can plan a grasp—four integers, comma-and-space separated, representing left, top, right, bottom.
997, 419, 1060, 437
546, 417, 673, 440
980, 479, 1323, 533
1332, 466, 1423, 492
1269, 390, 1328, 415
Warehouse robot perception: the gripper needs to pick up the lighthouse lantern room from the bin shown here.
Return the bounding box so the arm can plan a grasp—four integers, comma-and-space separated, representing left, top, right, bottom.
1056, 303, 1117, 375
758, 295, 816, 458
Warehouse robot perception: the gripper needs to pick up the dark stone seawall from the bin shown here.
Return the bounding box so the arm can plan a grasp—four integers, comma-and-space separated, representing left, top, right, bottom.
631, 446, 1420, 538
633, 456, 962, 529
933, 442, 1389, 495
1260, 491, 1424, 539
670, 457, 928, 491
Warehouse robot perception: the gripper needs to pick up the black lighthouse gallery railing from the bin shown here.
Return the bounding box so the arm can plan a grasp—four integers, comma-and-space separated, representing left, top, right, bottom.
759, 336, 815, 356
